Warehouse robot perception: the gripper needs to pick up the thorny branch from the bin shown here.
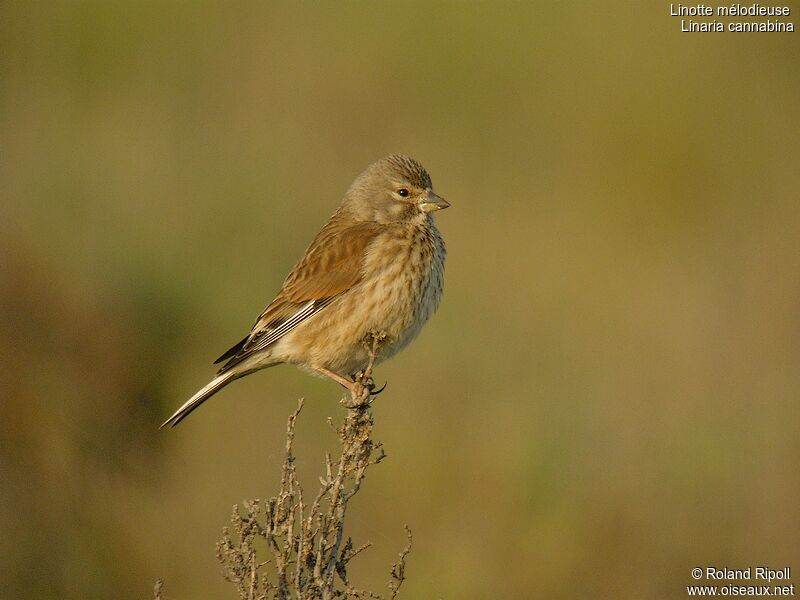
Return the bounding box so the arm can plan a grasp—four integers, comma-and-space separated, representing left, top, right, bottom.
216, 332, 412, 600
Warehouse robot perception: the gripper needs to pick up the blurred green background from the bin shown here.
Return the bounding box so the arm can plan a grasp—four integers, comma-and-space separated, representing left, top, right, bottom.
2, 2, 799, 598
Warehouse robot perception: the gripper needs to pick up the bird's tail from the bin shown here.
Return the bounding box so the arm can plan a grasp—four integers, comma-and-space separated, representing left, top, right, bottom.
160, 371, 239, 428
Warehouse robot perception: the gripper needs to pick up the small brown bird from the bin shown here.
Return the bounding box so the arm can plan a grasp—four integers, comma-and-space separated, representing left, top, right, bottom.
161, 155, 448, 427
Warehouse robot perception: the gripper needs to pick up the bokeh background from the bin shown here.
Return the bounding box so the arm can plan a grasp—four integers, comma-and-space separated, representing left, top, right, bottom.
2, 2, 799, 598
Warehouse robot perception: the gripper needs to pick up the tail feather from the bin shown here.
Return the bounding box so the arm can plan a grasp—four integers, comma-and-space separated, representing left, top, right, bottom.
160, 371, 239, 429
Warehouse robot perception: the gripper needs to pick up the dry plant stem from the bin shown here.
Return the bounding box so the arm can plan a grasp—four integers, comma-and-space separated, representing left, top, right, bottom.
153, 579, 163, 600
216, 332, 412, 600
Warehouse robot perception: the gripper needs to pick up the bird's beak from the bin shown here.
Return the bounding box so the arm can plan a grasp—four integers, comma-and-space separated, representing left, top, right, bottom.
419, 190, 450, 212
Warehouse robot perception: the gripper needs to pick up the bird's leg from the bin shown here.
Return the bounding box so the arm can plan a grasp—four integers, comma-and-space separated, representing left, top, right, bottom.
317, 332, 389, 406
312, 366, 358, 393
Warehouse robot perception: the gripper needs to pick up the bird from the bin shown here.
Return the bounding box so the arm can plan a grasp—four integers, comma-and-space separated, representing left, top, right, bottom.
161, 155, 448, 428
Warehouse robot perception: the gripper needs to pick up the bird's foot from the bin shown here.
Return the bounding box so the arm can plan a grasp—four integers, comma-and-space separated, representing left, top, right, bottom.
352, 372, 387, 395
340, 372, 388, 407
314, 367, 388, 408
313, 366, 375, 407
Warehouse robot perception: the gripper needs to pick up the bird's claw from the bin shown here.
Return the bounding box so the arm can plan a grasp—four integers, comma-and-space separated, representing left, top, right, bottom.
369, 381, 388, 395
357, 374, 387, 396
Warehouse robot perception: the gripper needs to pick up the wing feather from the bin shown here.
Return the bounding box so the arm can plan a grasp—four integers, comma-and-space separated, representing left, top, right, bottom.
215, 218, 381, 373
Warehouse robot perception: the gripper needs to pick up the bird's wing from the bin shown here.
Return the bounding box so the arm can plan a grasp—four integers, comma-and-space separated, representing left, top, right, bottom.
214, 220, 382, 372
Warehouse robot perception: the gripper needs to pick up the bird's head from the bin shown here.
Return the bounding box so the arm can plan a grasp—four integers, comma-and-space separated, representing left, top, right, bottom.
342, 155, 449, 224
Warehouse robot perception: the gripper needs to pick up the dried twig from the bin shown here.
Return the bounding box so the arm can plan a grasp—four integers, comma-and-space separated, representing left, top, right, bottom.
216, 332, 412, 599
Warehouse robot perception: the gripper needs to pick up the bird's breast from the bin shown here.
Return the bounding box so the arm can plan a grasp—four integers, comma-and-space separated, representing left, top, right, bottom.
359, 221, 445, 354
280, 221, 445, 375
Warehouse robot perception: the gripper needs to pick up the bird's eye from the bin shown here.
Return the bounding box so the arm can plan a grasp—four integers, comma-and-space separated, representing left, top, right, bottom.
397, 188, 409, 197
